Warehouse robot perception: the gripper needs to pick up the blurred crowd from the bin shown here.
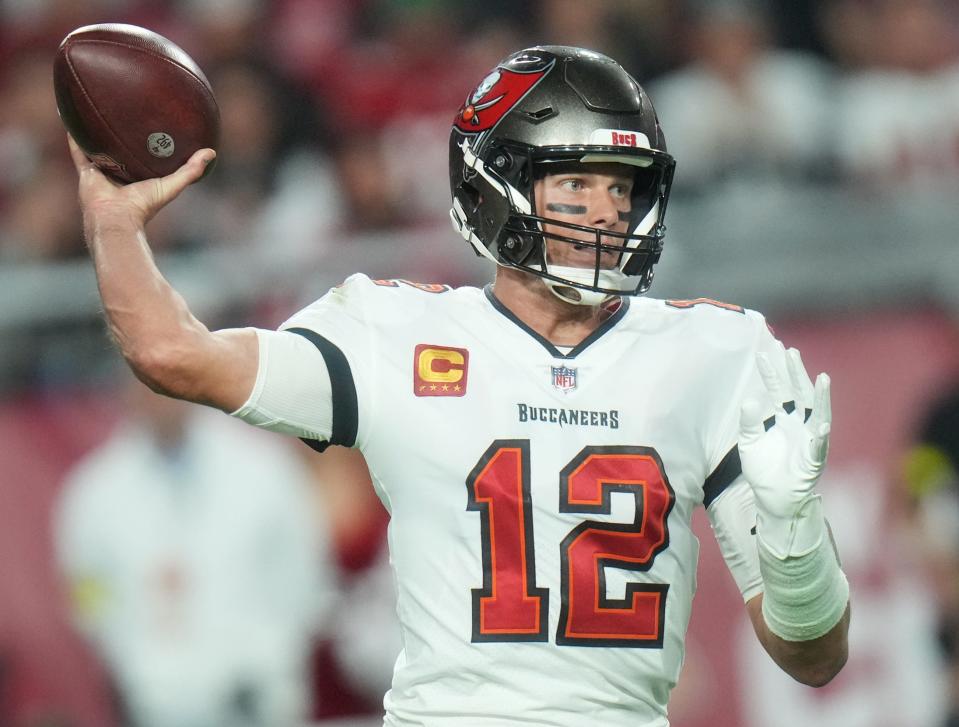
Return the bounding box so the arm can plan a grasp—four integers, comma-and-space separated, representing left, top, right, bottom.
0, 0, 957, 389
2, 0, 959, 265
1, 1, 959, 726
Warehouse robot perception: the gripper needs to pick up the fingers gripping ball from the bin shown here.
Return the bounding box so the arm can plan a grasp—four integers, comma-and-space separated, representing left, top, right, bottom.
53, 23, 219, 184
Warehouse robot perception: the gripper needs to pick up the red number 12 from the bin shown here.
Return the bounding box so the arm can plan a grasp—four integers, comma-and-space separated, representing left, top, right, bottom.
467, 441, 675, 647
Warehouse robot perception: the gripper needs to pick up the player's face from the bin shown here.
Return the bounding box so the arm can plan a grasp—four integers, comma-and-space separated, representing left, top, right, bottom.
534, 163, 634, 269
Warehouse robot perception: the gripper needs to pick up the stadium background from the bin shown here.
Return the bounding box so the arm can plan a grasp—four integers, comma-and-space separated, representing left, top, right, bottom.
1, 0, 958, 725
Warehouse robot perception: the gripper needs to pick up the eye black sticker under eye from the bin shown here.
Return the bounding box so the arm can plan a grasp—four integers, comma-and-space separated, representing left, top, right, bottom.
618, 212, 630, 221
546, 203, 587, 215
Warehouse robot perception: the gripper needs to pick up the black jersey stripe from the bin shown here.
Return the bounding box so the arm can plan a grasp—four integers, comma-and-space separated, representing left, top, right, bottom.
285, 327, 358, 449
703, 445, 742, 508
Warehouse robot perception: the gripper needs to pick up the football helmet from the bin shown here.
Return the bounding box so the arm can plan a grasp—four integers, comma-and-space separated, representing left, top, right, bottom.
449, 46, 676, 305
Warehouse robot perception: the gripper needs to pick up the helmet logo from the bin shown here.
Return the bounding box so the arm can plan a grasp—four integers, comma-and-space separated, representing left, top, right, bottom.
471, 71, 501, 104
454, 65, 551, 133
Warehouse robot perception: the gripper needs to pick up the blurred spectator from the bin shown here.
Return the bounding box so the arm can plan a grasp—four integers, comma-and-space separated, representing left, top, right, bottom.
312, 0, 471, 131
0, 0, 137, 59
650, 0, 834, 191
0, 154, 80, 262
174, 0, 269, 68
330, 131, 414, 233
902, 380, 959, 727
608, 1, 686, 80
533, 0, 616, 58
53, 379, 336, 727
824, 0, 959, 192
763, 0, 829, 56
170, 56, 341, 274
0, 51, 67, 196
330, 543, 401, 707
375, 13, 525, 222
267, 0, 365, 93
531, 0, 678, 79
296, 438, 393, 720
306, 0, 521, 223
0, 50, 84, 260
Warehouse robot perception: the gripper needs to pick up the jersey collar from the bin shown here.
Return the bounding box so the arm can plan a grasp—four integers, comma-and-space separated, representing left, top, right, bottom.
483, 285, 631, 359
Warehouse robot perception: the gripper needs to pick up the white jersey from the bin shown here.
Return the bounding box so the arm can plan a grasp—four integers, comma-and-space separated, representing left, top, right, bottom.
236, 274, 780, 726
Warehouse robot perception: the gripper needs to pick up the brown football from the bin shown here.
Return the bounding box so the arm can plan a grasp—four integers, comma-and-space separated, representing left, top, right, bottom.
53, 23, 219, 184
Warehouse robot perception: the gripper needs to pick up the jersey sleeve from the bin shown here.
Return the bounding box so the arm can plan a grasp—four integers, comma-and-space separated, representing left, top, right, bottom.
231, 274, 375, 450
231, 329, 335, 442
702, 312, 792, 508
707, 475, 763, 602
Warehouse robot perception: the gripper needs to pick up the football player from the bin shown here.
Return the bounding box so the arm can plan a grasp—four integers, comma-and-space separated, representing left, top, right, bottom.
69, 45, 849, 727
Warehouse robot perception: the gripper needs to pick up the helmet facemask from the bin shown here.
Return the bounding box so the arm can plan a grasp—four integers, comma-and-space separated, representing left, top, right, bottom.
451, 137, 675, 306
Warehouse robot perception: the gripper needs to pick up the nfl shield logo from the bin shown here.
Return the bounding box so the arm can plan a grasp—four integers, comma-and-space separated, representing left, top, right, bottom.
551, 365, 577, 392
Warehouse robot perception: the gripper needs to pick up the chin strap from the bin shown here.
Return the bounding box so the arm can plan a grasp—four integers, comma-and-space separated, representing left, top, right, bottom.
544, 266, 629, 306
546, 285, 612, 307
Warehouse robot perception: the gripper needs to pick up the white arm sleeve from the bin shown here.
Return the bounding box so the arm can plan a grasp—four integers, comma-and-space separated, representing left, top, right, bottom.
230, 328, 334, 441
707, 475, 764, 602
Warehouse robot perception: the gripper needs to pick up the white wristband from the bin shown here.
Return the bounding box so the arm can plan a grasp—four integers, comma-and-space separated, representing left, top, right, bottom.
758, 519, 849, 642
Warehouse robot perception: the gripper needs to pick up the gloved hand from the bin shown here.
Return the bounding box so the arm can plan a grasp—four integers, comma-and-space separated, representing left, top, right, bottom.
739, 346, 832, 559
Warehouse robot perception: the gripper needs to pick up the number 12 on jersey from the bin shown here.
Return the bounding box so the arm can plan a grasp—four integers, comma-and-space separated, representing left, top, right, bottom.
466, 440, 675, 648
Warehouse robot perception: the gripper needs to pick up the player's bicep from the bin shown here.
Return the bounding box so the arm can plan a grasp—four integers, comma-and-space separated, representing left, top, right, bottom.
230, 328, 335, 442
707, 475, 763, 602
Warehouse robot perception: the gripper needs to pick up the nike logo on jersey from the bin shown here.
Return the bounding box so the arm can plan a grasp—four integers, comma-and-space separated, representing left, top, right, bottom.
517, 404, 620, 429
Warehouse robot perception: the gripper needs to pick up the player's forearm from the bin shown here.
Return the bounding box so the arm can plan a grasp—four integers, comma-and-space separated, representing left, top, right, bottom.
85, 207, 211, 397
748, 595, 849, 686
71, 141, 253, 409
746, 503, 851, 686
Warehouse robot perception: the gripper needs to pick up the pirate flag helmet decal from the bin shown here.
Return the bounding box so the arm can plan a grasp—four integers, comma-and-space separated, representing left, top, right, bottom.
454, 63, 552, 132
449, 46, 676, 306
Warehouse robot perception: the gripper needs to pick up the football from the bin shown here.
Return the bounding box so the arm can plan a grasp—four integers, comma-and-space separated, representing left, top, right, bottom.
53, 23, 220, 184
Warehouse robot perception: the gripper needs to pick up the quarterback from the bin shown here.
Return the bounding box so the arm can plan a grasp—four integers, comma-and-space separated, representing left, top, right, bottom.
69, 46, 849, 726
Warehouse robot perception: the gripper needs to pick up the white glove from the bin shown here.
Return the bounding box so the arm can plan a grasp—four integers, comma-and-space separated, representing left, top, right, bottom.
739, 346, 832, 559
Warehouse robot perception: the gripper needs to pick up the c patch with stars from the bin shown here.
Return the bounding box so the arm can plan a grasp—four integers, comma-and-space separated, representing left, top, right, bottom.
414, 344, 469, 397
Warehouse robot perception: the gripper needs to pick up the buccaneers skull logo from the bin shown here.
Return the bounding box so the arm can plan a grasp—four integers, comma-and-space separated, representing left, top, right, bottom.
454, 63, 551, 133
